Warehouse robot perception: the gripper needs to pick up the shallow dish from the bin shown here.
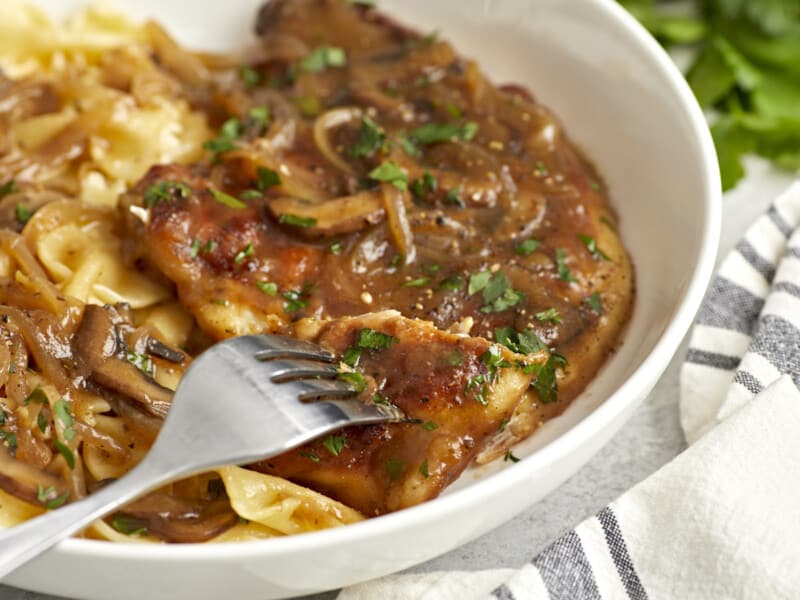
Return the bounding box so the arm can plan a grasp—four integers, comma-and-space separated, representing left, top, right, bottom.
8, 0, 720, 598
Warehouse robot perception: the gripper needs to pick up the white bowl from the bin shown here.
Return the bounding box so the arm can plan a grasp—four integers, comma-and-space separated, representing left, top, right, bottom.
10, 0, 721, 598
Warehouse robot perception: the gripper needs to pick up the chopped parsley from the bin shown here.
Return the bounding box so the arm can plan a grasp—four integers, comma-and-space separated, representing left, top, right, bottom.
372, 392, 391, 405
53, 399, 74, 441
535, 161, 548, 176
445, 187, 465, 208
590, 181, 602, 192
338, 371, 366, 393
368, 161, 407, 190
239, 66, 262, 88
445, 103, 463, 118
402, 276, 430, 287
481, 345, 511, 380
504, 450, 521, 463
499, 418, 509, 432
350, 115, 387, 158
282, 289, 309, 312
585, 292, 603, 314
330, 241, 343, 255
299, 45, 347, 73
322, 435, 346, 456
299, 451, 321, 463
494, 327, 546, 354
257, 167, 281, 190
469, 271, 524, 314
293, 95, 322, 117
578, 234, 609, 261
408, 121, 479, 145
0, 179, 18, 198
465, 374, 488, 405
37, 484, 68, 509
126, 352, 153, 376
410, 171, 437, 200
209, 188, 247, 209
0, 430, 16, 450
419, 459, 430, 478
54, 440, 75, 470
529, 353, 567, 404
515, 239, 540, 256
342, 347, 362, 368
234, 243, 255, 264
203, 117, 242, 158
37, 411, 48, 434
535, 307, 562, 324
356, 328, 396, 350
438, 275, 463, 291
555, 248, 576, 282
256, 281, 278, 296
421, 420, 438, 431
14, 203, 32, 225
247, 105, 271, 129
144, 181, 190, 208
24, 387, 48, 406
189, 239, 202, 258
203, 240, 218, 254
111, 516, 148, 536
385, 458, 405, 481
279, 214, 317, 228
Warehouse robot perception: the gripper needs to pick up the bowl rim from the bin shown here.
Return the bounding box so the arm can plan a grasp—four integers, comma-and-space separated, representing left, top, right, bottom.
45, 0, 722, 563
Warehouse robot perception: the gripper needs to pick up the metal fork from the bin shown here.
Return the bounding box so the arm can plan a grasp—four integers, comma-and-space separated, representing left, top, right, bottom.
0, 335, 404, 579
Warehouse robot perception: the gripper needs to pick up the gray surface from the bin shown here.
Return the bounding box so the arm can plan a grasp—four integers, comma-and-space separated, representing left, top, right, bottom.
0, 161, 792, 600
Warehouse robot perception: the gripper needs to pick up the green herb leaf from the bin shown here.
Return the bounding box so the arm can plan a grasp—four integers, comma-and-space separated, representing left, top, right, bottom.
494, 327, 546, 354
408, 121, 479, 145
385, 458, 405, 481
54, 440, 75, 470
299, 45, 347, 73
14, 203, 32, 225
342, 347, 361, 367
239, 66, 262, 88
338, 371, 366, 393
535, 307, 562, 324
282, 289, 309, 312
402, 276, 430, 287
530, 353, 567, 404
37, 484, 68, 509
555, 248, 576, 282
585, 292, 603, 313
209, 188, 247, 209
350, 115, 387, 158
322, 435, 346, 456
0, 430, 17, 450
257, 167, 281, 190
299, 451, 321, 463
368, 161, 407, 190
111, 516, 148, 536
0, 179, 18, 198
190, 239, 202, 258
577, 234, 609, 260
144, 181, 190, 208
24, 387, 48, 406
419, 459, 430, 478
410, 172, 438, 200
422, 420, 438, 431
126, 352, 153, 376
279, 214, 317, 227
438, 275, 463, 291
234, 243, 255, 264
468, 271, 492, 295
465, 374, 488, 405
515, 239, 540, 256
504, 450, 520, 463
356, 328, 396, 350
53, 399, 74, 430
256, 281, 278, 296
203, 118, 242, 158
330, 241, 343, 255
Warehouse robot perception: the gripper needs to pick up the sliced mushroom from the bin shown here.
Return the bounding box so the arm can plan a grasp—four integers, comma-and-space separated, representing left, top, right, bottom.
73, 305, 173, 419
269, 190, 385, 238
0, 448, 66, 506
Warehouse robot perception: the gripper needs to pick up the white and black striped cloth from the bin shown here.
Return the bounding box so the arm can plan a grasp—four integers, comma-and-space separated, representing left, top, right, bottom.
339, 182, 800, 600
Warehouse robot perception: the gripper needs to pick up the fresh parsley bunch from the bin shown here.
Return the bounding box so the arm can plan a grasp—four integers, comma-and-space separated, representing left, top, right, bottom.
619, 0, 800, 190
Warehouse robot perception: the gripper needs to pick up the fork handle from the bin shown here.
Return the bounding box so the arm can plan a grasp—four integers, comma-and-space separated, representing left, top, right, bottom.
0, 457, 168, 580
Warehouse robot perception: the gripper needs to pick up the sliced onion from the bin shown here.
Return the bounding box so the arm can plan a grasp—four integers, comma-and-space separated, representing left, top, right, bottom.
381, 185, 415, 264
312, 107, 362, 175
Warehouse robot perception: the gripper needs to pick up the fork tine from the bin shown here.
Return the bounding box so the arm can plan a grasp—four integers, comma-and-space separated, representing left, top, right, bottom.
268, 359, 340, 381
254, 335, 335, 362
279, 378, 359, 401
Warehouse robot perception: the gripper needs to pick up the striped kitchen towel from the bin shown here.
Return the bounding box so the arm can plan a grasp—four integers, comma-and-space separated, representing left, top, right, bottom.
338, 182, 800, 600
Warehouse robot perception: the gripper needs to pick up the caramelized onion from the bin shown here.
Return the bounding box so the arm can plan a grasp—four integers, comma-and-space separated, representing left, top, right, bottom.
381, 186, 415, 264
312, 107, 362, 175
269, 190, 385, 238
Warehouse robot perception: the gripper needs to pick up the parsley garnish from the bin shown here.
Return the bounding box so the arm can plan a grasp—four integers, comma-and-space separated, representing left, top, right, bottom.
419, 459, 430, 478
37, 412, 48, 433
239, 66, 262, 88
282, 289, 309, 312
0, 430, 17, 450
535, 307, 562, 324
403, 276, 430, 287
408, 121, 479, 145
37, 484, 68, 509
494, 327, 546, 354
257, 167, 281, 190
368, 161, 407, 190
190, 239, 202, 258
53, 399, 74, 440
469, 271, 525, 313
209, 188, 247, 209
585, 292, 603, 314
299, 451, 321, 463
438, 275, 463, 291
350, 115, 387, 158
24, 387, 48, 406
445, 187, 465, 208
256, 281, 278, 296
111, 516, 148, 536
330, 241, 342, 255
529, 353, 567, 404
465, 374, 488, 405
247, 105, 271, 129
144, 181, 190, 208
342, 347, 361, 367
535, 161, 548, 176
322, 435, 346, 456
203, 118, 242, 158
338, 371, 366, 393
515, 239, 540, 256
555, 248, 576, 282
299, 45, 347, 73
356, 328, 396, 350
0, 179, 18, 198
578, 234, 609, 260
422, 420, 438, 431
385, 458, 405, 481
410, 172, 438, 200
279, 214, 318, 227
126, 352, 153, 376
504, 450, 521, 463
372, 392, 391, 405
481, 345, 511, 381
234, 243, 255, 264
204, 240, 218, 253
14, 203, 31, 225
54, 440, 75, 470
